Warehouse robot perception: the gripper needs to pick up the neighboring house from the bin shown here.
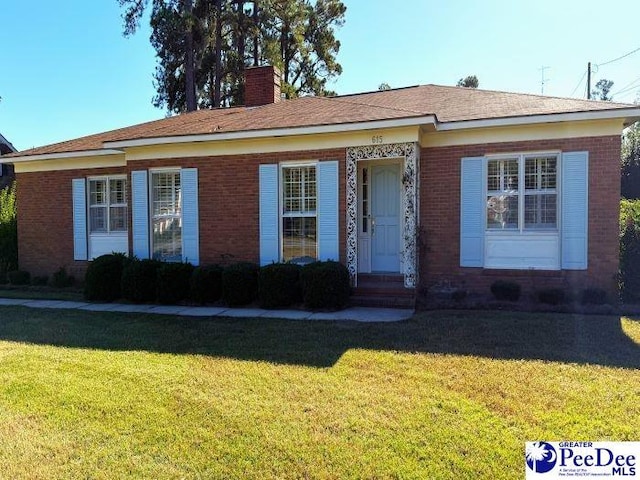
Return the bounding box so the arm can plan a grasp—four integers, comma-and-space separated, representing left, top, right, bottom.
0, 133, 16, 189
2, 65, 639, 304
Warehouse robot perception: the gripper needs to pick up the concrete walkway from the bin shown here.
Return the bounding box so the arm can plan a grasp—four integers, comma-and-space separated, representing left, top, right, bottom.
0, 297, 413, 323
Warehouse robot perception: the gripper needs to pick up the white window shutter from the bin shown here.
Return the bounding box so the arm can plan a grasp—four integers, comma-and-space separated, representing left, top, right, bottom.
259, 164, 279, 265
181, 168, 199, 265
317, 160, 339, 261
72, 178, 88, 261
460, 157, 485, 267
561, 151, 589, 270
131, 170, 150, 259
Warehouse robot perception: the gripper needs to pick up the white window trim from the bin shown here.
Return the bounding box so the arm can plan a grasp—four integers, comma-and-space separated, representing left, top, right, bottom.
149, 168, 182, 262
484, 151, 561, 234
87, 175, 128, 236
279, 161, 318, 263
483, 151, 562, 270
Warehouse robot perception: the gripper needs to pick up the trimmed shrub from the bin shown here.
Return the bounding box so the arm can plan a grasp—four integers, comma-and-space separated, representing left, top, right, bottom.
452, 289, 467, 302
221, 262, 259, 307
581, 288, 608, 305
85, 253, 130, 301
31, 275, 49, 286
536, 288, 566, 305
0, 183, 17, 276
8, 270, 30, 286
156, 262, 194, 304
258, 263, 302, 309
50, 267, 75, 288
620, 226, 640, 303
490, 280, 521, 301
190, 265, 223, 304
300, 261, 351, 310
121, 259, 162, 303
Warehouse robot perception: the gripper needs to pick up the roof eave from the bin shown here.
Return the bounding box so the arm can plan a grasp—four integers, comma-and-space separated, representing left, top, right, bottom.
0, 148, 124, 164
436, 108, 640, 131
102, 116, 438, 149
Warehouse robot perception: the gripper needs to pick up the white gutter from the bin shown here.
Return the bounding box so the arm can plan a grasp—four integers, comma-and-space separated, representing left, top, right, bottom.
2, 148, 124, 164
103, 115, 438, 149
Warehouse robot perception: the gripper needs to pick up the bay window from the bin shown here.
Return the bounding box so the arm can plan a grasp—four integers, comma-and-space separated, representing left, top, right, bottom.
282, 164, 317, 262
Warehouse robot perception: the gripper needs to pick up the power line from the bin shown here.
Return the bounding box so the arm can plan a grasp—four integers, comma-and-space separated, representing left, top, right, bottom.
570, 70, 587, 97
596, 47, 640, 67
612, 76, 640, 96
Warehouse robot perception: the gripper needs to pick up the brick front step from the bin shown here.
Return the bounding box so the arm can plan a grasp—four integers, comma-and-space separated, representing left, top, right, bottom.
352, 273, 415, 308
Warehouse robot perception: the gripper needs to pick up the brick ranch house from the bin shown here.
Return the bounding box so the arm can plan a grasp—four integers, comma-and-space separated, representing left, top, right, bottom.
2, 66, 640, 303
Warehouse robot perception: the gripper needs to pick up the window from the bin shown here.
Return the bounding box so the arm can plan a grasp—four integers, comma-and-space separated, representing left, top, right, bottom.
151, 171, 182, 262
486, 154, 558, 231
282, 165, 317, 262
88, 177, 127, 234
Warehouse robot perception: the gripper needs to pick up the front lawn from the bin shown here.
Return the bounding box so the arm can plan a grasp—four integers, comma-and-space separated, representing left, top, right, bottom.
0, 307, 638, 479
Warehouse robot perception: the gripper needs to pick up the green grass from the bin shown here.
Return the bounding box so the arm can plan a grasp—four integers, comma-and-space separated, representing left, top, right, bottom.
0, 285, 84, 301
0, 307, 638, 479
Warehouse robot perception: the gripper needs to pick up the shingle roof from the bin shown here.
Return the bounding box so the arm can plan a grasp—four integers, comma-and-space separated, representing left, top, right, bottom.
8, 84, 637, 157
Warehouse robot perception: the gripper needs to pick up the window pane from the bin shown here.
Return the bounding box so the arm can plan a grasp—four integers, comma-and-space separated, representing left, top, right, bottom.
487, 159, 518, 192
525, 194, 557, 229
525, 156, 557, 190
110, 178, 127, 204
282, 217, 317, 262
283, 166, 316, 214
486, 195, 518, 229
89, 206, 107, 233
152, 172, 182, 261
89, 180, 107, 206
110, 206, 127, 232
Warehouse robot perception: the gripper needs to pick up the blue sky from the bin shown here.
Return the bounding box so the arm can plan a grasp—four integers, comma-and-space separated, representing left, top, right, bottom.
2, 0, 640, 151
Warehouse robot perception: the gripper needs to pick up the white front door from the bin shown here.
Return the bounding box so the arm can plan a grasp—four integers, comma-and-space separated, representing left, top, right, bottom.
371, 164, 401, 272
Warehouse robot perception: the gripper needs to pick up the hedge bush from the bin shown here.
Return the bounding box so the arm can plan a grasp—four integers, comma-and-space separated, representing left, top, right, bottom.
258, 263, 302, 309
300, 261, 351, 310
156, 262, 194, 304
620, 225, 640, 303
121, 258, 162, 303
221, 262, 259, 306
0, 183, 17, 276
8, 270, 30, 285
490, 280, 521, 301
84, 253, 130, 301
31, 275, 49, 286
50, 267, 75, 288
580, 288, 608, 305
536, 288, 566, 305
190, 264, 223, 304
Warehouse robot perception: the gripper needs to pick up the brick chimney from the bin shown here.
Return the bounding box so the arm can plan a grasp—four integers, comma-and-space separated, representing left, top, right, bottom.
244, 65, 282, 107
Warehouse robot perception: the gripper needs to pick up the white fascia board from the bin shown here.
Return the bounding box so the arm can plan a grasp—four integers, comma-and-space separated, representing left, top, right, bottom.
103, 116, 437, 148
3, 148, 124, 164
436, 108, 640, 131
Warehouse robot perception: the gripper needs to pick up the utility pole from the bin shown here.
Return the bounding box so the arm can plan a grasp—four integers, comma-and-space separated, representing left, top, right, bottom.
587, 62, 592, 99
539, 66, 550, 94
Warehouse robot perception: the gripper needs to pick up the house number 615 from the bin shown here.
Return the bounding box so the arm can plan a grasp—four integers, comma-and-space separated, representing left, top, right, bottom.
371, 135, 383, 144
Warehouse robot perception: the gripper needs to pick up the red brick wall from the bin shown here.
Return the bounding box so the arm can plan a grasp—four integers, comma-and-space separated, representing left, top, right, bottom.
16, 149, 346, 278
16, 166, 125, 278
419, 135, 622, 298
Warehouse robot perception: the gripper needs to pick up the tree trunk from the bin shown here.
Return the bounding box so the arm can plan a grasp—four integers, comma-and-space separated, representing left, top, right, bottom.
184, 0, 197, 112
214, 0, 222, 108
252, 1, 259, 66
